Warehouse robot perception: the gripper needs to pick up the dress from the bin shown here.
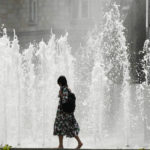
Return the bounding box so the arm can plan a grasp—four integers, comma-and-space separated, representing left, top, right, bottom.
53, 86, 80, 138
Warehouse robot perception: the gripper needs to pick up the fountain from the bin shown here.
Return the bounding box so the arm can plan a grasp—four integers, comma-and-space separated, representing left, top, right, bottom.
0, 30, 76, 147
83, 4, 131, 148
0, 3, 150, 149
77, 3, 149, 148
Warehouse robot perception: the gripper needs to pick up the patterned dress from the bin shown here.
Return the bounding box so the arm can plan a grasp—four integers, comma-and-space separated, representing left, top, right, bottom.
53, 86, 80, 138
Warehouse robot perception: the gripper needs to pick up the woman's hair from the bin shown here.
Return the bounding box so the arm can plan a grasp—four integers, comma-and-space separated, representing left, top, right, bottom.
57, 75, 68, 87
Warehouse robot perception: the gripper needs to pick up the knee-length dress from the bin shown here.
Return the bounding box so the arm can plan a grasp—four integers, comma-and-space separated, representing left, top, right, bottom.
53, 86, 80, 138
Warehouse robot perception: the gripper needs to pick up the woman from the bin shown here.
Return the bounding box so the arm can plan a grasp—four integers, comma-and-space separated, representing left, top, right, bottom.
53, 75, 83, 149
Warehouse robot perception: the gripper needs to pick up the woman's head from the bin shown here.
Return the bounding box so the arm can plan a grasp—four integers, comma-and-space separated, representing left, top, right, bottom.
57, 75, 68, 87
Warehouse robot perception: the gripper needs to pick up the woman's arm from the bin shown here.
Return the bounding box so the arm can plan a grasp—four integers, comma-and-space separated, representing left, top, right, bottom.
60, 87, 68, 103
58, 90, 62, 98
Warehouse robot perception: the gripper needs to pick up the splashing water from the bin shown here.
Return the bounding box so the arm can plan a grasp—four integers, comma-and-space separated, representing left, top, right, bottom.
0, 3, 150, 149
80, 4, 150, 148
0, 30, 76, 147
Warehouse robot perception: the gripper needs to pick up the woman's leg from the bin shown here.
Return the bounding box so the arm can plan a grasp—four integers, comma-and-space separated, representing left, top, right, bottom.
58, 135, 64, 148
74, 135, 83, 149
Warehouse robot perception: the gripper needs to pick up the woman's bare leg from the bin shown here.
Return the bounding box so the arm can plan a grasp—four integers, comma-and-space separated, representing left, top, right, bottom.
74, 135, 83, 149
58, 135, 64, 149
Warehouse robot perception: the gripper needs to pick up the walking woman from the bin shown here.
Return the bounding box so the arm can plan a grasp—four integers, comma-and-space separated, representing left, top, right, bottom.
53, 75, 83, 149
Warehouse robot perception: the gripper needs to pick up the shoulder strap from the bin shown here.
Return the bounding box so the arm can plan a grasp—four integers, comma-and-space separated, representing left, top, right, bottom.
66, 87, 71, 93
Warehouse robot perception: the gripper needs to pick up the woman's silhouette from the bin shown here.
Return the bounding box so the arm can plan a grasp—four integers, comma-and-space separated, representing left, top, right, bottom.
53, 75, 83, 149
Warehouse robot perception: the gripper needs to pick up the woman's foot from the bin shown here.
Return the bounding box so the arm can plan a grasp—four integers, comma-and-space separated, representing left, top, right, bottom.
58, 145, 64, 149
75, 142, 83, 149
53, 145, 63, 149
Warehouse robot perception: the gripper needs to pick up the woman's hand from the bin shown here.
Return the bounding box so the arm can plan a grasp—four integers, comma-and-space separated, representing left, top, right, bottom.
59, 90, 63, 98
